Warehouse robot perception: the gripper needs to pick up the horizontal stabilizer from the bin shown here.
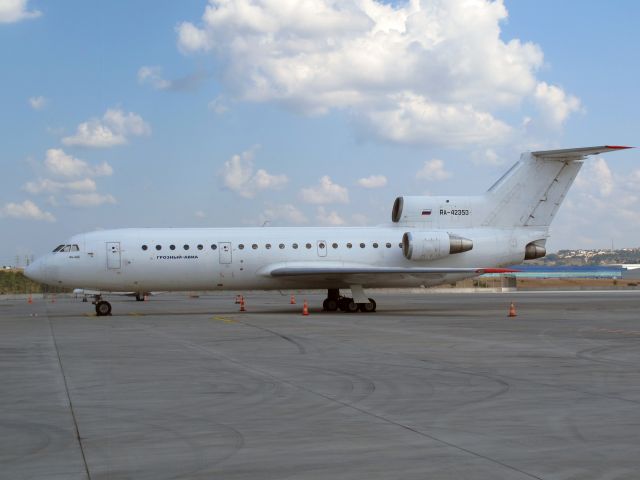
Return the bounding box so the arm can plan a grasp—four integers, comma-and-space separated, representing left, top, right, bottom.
532, 145, 632, 160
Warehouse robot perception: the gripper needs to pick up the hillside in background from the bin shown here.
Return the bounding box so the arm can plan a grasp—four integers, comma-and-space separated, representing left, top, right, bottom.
528, 248, 640, 266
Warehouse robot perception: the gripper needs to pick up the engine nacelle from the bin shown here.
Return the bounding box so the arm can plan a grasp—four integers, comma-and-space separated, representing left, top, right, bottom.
402, 231, 473, 261
524, 241, 546, 260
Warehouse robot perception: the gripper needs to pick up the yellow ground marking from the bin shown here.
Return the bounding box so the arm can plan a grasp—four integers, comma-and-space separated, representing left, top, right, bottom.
211, 316, 236, 324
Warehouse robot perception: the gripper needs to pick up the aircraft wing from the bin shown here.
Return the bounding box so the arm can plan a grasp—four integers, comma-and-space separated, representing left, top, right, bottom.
531, 145, 632, 160
269, 266, 517, 277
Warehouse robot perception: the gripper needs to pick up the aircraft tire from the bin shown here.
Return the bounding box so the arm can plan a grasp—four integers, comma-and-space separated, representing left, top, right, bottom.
323, 298, 338, 311
135, 293, 144, 301
358, 300, 376, 313
338, 297, 350, 312
345, 299, 359, 313
96, 301, 112, 316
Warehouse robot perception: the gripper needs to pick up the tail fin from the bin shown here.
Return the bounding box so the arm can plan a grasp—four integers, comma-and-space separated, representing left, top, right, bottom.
482, 146, 631, 228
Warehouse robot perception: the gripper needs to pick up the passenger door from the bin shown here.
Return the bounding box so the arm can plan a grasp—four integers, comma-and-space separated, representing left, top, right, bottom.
106, 242, 121, 269
219, 242, 232, 264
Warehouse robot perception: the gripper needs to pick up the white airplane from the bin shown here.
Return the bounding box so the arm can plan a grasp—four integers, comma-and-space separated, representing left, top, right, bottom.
25, 146, 631, 316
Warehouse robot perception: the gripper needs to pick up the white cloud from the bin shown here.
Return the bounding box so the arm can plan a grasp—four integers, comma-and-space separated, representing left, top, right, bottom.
28, 96, 47, 110
43, 149, 113, 178
351, 213, 368, 226
208, 96, 229, 114
137, 65, 208, 92
357, 174, 387, 189
194, 210, 206, 218
0, 200, 54, 222
300, 175, 349, 204
0, 0, 40, 23
66, 193, 117, 207
176, 21, 212, 53
62, 108, 151, 148
416, 159, 451, 182
259, 203, 308, 225
534, 82, 582, 128
137, 66, 171, 90
471, 148, 505, 167
176, 0, 579, 145
316, 206, 345, 226
24, 177, 97, 194
221, 148, 288, 198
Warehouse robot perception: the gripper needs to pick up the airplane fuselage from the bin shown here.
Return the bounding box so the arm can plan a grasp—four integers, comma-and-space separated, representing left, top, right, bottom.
29, 225, 536, 292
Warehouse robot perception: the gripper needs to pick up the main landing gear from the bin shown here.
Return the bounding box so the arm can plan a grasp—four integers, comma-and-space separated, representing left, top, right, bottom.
322, 288, 377, 313
92, 295, 112, 316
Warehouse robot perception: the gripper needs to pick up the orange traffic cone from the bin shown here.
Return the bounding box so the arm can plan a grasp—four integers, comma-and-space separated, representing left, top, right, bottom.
239, 296, 246, 312
144, 294, 149, 302
508, 302, 517, 317
290, 294, 296, 305
235, 294, 242, 304
27, 294, 33, 304
302, 300, 309, 316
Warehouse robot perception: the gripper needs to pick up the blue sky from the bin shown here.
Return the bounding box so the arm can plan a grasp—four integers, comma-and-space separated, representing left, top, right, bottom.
1, 0, 638, 267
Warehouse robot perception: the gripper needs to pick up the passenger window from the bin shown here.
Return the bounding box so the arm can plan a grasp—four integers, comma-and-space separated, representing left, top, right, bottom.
373, 242, 379, 248
347, 243, 352, 249
319, 242, 325, 249
156, 245, 162, 251
292, 243, 299, 249
170, 245, 176, 250
53, 244, 64, 252
183, 244, 189, 250
142, 245, 148, 251
197, 244, 203, 250
386, 242, 391, 248
305, 243, 312, 249
238, 244, 244, 250
359, 243, 365, 248
266, 244, 271, 249
332, 243, 338, 249
279, 243, 285, 249
252, 244, 258, 250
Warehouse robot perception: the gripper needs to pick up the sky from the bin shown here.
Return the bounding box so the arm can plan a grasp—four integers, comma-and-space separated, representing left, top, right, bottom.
1, 0, 638, 267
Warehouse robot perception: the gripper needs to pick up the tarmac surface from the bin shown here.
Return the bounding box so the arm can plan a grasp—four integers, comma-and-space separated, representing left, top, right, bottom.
1, 291, 640, 479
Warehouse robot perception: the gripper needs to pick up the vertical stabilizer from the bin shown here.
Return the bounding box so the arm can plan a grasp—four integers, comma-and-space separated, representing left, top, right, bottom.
482, 146, 631, 228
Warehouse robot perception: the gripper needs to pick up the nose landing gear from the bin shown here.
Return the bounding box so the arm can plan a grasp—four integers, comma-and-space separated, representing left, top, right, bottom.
92, 296, 112, 316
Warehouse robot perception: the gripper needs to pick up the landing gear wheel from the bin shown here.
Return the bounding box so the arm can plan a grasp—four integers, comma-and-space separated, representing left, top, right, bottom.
323, 298, 338, 311
345, 299, 359, 313
95, 301, 112, 316
338, 297, 350, 312
358, 299, 376, 313
135, 293, 144, 302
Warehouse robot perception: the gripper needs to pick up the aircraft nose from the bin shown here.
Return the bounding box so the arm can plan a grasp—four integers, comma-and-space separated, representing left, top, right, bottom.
24, 257, 47, 283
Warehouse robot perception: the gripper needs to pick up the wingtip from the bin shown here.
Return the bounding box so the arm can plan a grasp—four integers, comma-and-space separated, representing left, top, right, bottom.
605, 145, 634, 150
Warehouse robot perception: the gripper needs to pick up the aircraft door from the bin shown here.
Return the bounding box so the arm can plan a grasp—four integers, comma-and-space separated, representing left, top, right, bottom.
106, 242, 121, 269
317, 240, 327, 257
219, 242, 232, 264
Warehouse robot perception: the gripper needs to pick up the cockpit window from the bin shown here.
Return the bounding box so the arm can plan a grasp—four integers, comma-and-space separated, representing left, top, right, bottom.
54, 244, 80, 253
